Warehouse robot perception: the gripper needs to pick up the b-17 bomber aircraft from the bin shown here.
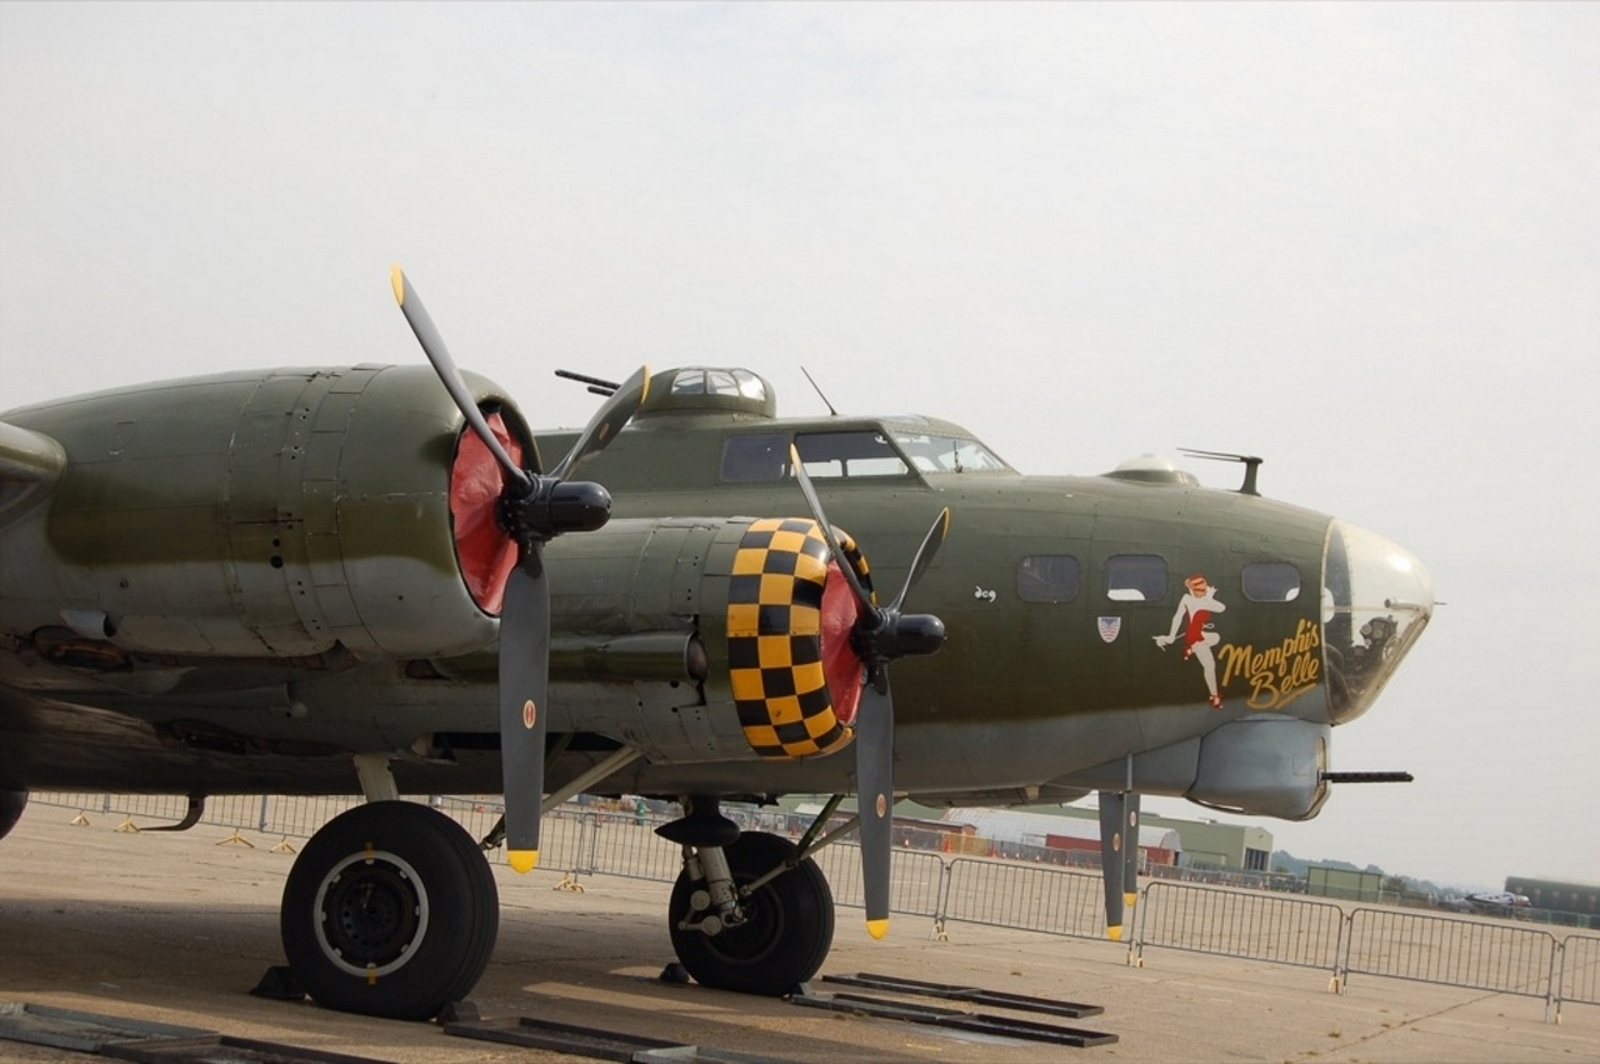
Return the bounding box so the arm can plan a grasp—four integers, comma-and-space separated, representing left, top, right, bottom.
0, 268, 1434, 1021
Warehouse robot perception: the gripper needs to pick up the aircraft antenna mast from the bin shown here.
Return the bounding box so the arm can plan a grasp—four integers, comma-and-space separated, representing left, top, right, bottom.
800, 366, 839, 417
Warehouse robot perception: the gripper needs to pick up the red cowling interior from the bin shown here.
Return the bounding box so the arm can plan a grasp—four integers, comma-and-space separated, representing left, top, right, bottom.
820, 560, 864, 727
449, 412, 522, 615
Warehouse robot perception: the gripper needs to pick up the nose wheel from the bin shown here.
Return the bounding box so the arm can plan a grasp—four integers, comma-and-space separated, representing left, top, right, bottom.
668, 831, 835, 996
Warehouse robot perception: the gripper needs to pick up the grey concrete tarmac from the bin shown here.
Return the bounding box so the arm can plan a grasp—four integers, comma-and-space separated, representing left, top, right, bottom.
1, 803, 1595, 1064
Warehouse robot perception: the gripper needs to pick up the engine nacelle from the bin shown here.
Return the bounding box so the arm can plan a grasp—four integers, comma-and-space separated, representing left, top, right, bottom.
1, 365, 522, 660
528, 515, 867, 765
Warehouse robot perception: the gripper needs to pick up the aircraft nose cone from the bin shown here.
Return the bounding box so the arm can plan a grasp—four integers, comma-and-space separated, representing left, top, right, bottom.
1321, 519, 1434, 725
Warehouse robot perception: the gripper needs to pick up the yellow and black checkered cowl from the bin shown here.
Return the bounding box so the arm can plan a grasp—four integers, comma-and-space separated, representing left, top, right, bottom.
726, 517, 866, 760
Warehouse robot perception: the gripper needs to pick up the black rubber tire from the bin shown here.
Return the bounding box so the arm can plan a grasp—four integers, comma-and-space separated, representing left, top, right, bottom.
280, 800, 498, 1020
668, 831, 834, 995
0, 789, 26, 841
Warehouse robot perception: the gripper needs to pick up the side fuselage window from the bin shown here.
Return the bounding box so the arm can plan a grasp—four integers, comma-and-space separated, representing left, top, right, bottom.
1018, 555, 1081, 603
1105, 554, 1169, 602
1241, 561, 1301, 602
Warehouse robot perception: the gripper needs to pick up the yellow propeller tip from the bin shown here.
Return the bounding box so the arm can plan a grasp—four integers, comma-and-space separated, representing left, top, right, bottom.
390, 264, 405, 306
866, 918, 890, 940
1125, 892, 1138, 907
1107, 925, 1124, 942
508, 849, 539, 874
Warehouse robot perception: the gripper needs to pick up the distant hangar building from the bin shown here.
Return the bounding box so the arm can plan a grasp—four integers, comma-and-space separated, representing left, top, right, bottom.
1031, 803, 1274, 873
939, 807, 1182, 867
1505, 876, 1600, 921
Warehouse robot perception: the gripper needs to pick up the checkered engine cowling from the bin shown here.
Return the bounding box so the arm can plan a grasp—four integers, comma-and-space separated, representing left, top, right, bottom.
726, 517, 870, 760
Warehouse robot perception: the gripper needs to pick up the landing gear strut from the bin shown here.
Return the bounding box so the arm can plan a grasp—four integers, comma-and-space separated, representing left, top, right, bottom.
667, 830, 835, 996
280, 800, 498, 1020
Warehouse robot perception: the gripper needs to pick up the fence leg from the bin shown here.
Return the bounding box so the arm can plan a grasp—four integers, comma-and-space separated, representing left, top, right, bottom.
1334, 911, 1351, 994
555, 811, 592, 890
930, 860, 952, 941
1129, 884, 1146, 967
583, 811, 601, 877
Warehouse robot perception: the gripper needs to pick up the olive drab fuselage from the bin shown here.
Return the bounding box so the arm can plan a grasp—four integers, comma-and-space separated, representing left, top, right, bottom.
0, 364, 1432, 820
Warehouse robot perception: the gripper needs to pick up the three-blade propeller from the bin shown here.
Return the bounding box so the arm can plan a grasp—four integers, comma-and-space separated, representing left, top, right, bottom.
789, 444, 949, 938
392, 265, 648, 873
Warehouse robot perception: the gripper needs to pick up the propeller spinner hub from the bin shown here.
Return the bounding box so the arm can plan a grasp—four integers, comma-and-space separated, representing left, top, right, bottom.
871, 613, 946, 661
545, 480, 613, 535
498, 478, 613, 545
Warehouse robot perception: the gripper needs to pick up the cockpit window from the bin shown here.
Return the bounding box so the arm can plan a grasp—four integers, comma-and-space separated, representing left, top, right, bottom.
891, 432, 1008, 473
670, 368, 767, 402
721, 433, 788, 483
1105, 554, 1168, 601
721, 427, 1001, 482
793, 431, 910, 479
1242, 561, 1301, 602
1018, 555, 1080, 602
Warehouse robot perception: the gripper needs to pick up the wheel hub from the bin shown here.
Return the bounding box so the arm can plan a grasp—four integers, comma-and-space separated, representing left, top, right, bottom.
314, 851, 430, 977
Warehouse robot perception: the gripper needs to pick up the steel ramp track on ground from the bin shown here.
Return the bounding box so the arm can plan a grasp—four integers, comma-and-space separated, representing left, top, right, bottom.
821, 972, 1105, 1019
0, 1002, 397, 1063
789, 981, 1118, 1049
0, 1003, 213, 1054
100, 1036, 397, 1064
442, 1015, 800, 1063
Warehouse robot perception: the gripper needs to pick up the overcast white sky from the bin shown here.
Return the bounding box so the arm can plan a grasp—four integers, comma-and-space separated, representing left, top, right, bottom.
2, 3, 1596, 891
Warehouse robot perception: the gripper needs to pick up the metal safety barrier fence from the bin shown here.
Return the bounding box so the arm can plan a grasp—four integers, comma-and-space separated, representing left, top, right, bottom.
1341, 906, 1556, 1007
940, 857, 1105, 940
1558, 934, 1600, 1020
1136, 879, 1345, 974
22, 791, 1600, 1019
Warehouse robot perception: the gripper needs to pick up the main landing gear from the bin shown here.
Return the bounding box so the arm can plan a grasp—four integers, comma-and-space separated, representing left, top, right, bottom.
663, 799, 836, 996
279, 801, 498, 1021
276, 795, 842, 1018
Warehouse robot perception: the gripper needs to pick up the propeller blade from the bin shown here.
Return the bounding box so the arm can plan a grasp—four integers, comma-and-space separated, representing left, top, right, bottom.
1098, 790, 1130, 941
785, 448, 953, 941
788, 444, 874, 613
1123, 790, 1142, 925
499, 560, 551, 873
550, 365, 651, 480
856, 682, 895, 939
391, 265, 534, 492
888, 507, 950, 615
389, 267, 647, 879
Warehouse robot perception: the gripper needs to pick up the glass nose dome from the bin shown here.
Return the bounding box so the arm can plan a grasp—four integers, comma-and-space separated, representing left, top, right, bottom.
1322, 519, 1434, 725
